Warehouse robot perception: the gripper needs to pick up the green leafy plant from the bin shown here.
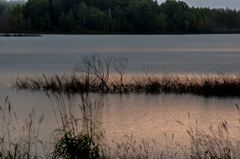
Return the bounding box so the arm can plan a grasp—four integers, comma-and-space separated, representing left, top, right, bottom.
48, 91, 105, 159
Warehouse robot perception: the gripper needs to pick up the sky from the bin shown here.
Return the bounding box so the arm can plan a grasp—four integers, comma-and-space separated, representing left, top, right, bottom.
157, 0, 240, 10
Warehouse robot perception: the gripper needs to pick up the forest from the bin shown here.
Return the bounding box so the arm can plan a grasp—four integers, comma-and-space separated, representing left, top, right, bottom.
1, 0, 240, 34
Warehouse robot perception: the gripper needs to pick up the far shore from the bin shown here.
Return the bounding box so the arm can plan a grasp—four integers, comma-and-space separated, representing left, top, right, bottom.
1, 30, 240, 36
0, 33, 41, 37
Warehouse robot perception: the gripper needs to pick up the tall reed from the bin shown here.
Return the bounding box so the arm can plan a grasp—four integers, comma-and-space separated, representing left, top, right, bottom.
3, 91, 240, 158
0, 96, 44, 159
47, 90, 105, 159
177, 110, 240, 159
9, 73, 240, 97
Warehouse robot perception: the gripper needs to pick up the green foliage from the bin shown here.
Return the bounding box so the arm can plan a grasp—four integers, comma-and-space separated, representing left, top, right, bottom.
52, 130, 103, 159
40, 11, 51, 31
58, 9, 76, 31
2, 0, 240, 33
58, 11, 67, 30
77, 2, 88, 27
67, 9, 76, 30
49, 91, 105, 159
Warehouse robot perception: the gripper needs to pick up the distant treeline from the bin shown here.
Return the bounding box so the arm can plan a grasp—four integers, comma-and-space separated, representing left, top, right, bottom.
1, 0, 240, 34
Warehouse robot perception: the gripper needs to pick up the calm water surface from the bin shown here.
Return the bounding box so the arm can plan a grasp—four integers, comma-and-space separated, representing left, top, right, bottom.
1, 34, 240, 79
1, 34, 240, 156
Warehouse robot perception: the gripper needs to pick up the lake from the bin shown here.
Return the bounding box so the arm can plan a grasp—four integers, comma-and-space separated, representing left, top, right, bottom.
1, 34, 240, 157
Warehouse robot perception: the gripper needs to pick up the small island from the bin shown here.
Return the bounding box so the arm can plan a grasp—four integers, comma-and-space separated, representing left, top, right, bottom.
0, 33, 41, 37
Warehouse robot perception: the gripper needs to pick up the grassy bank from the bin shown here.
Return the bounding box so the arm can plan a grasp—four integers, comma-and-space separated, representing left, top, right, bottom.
9, 73, 240, 97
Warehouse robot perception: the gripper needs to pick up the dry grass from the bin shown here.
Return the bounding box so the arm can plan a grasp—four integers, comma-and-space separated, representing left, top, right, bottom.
5, 75, 240, 158
2, 91, 240, 158
47, 91, 105, 159
0, 96, 45, 158
9, 73, 240, 97
177, 108, 240, 159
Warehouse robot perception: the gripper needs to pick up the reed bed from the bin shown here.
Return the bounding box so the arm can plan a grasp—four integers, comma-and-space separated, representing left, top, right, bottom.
2, 91, 240, 158
47, 90, 106, 159
9, 73, 240, 97
177, 111, 240, 159
0, 96, 45, 158
47, 91, 186, 159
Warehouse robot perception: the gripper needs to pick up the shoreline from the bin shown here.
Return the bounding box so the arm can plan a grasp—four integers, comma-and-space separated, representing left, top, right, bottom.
8, 73, 240, 98
1, 31, 240, 36
0, 33, 41, 37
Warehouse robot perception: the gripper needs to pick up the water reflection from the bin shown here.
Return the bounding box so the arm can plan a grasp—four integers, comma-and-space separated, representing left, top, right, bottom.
1, 35, 240, 82
1, 34, 240, 157
68, 93, 240, 150
1, 87, 240, 156
1, 35, 240, 54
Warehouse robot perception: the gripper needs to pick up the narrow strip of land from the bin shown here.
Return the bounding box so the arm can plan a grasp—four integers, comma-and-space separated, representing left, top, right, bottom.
9, 73, 240, 97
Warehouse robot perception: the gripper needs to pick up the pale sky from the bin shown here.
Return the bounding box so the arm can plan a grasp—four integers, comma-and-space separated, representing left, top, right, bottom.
157, 0, 240, 10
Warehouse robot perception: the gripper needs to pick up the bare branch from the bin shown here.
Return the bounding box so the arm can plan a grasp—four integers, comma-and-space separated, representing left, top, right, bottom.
74, 53, 110, 92
111, 56, 128, 92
